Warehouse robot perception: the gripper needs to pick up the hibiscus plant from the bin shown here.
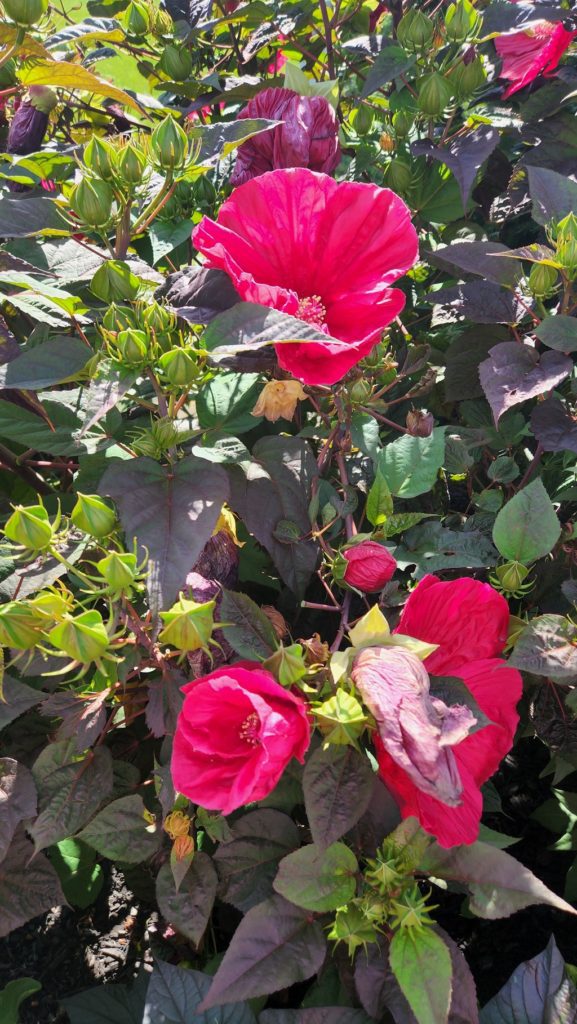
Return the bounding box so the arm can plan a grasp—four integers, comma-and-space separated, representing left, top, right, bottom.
2, 0, 577, 1022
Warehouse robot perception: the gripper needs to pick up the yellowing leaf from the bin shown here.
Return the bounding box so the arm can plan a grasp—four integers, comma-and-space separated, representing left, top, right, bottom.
0, 25, 50, 57
283, 62, 339, 110
18, 60, 144, 115
348, 605, 391, 648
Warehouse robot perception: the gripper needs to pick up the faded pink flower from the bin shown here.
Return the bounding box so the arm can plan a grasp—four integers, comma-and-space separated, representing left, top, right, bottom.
230, 87, 340, 186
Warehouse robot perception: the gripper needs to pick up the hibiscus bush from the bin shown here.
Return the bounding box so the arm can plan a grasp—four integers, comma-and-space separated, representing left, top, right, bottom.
3, 0, 577, 1020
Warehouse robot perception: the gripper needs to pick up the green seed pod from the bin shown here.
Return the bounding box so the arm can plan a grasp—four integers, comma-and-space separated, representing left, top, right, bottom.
349, 378, 373, 404
2, 0, 48, 26
417, 72, 453, 116
116, 328, 150, 365
117, 141, 146, 185
91, 260, 141, 303
49, 610, 109, 663
158, 348, 198, 387
96, 551, 138, 597
445, 0, 479, 43
0, 601, 45, 649
397, 9, 435, 52
158, 595, 215, 653
150, 115, 188, 172
528, 263, 558, 298
71, 493, 116, 538
83, 135, 117, 181
350, 104, 373, 136
385, 157, 412, 193
494, 560, 530, 594
123, 0, 150, 37
4, 503, 53, 551
159, 43, 193, 82
71, 177, 114, 227
450, 55, 486, 97
392, 109, 413, 138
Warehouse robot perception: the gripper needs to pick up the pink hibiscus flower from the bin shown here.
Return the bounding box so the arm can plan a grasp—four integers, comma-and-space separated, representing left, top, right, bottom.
372, 575, 522, 847
495, 14, 577, 98
192, 167, 418, 386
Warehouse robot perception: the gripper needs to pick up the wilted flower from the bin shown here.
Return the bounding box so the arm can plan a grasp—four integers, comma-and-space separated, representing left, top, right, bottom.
406, 409, 434, 437
340, 540, 397, 592
252, 379, 307, 422
495, 12, 577, 98
230, 87, 341, 187
193, 168, 418, 386
7, 86, 56, 156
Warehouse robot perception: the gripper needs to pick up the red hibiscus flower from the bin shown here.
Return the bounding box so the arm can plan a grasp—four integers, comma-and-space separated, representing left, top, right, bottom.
342, 540, 397, 592
192, 168, 418, 386
495, 17, 577, 98
371, 575, 521, 847
171, 664, 310, 814
230, 87, 341, 187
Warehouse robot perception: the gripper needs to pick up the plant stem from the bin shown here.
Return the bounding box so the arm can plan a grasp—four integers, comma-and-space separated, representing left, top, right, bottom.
330, 591, 351, 652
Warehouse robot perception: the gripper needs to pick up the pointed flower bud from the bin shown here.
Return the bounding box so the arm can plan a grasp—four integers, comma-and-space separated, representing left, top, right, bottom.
336, 540, 397, 593
71, 177, 114, 228
49, 610, 109, 663
528, 263, 558, 298
117, 141, 146, 185
83, 135, 117, 181
115, 328, 150, 365
385, 157, 412, 192
417, 72, 453, 116
158, 348, 199, 387
494, 560, 530, 594
392, 110, 413, 138
0, 601, 46, 649
397, 9, 435, 52
158, 595, 215, 653
159, 43, 193, 82
96, 551, 138, 597
314, 689, 368, 746
2, 0, 48, 26
444, 0, 479, 43
327, 905, 379, 957
4, 503, 54, 551
263, 643, 307, 687
556, 213, 577, 277
150, 115, 188, 172
71, 493, 116, 538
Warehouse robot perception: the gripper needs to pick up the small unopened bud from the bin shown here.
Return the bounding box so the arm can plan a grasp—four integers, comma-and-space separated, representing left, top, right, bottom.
83, 136, 117, 181
263, 643, 307, 687
397, 9, 435, 52
528, 263, 558, 298
449, 54, 486, 98
445, 0, 479, 43
336, 540, 397, 593
150, 115, 188, 172
71, 493, 116, 538
406, 409, 434, 437
116, 328, 150, 365
159, 43, 193, 82
350, 105, 373, 136
123, 0, 150, 36
494, 560, 530, 594
392, 110, 413, 138
2, 0, 47, 26
385, 157, 412, 192
71, 177, 114, 228
158, 595, 215, 653
91, 260, 140, 303
96, 552, 138, 597
0, 601, 45, 649
4, 503, 54, 551
102, 303, 137, 333
417, 72, 453, 116
158, 348, 199, 387
349, 378, 373, 404
49, 610, 109, 663
556, 213, 577, 278
117, 141, 146, 185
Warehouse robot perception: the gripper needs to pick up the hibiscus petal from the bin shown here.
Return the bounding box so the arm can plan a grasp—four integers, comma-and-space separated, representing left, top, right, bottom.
451, 659, 522, 787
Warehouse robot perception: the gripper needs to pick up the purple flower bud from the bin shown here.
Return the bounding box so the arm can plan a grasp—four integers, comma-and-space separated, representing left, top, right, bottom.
230, 87, 341, 187
7, 86, 55, 156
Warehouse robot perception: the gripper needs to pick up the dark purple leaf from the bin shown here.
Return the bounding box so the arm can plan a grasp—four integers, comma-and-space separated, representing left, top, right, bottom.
78, 794, 161, 863
482, 2, 567, 34
100, 454, 230, 616
303, 744, 375, 849
427, 281, 527, 325
30, 742, 113, 853
0, 675, 43, 732
360, 41, 416, 98
479, 342, 572, 423
261, 1012, 371, 1024
445, 327, 508, 401
40, 690, 109, 751
214, 809, 300, 912
528, 166, 577, 226
156, 853, 218, 946
531, 397, 577, 453
144, 960, 256, 1024
0, 758, 37, 862
534, 315, 577, 353
78, 367, 137, 438
0, 826, 66, 938
510, 614, 577, 680
145, 671, 185, 738
199, 894, 326, 1008
480, 937, 577, 1024
63, 974, 149, 1024
427, 242, 521, 288
413, 127, 499, 207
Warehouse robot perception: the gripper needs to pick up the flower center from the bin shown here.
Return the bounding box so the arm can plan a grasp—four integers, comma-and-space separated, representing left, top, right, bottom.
239, 711, 260, 746
296, 294, 327, 330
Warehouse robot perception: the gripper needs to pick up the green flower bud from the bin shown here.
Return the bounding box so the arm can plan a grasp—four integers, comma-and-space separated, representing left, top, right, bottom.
49, 610, 109, 663
2, 0, 47, 26
91, 260, 141, 303
158, 348, 198, 387
445, 0, 479, 43
389, 883, 436, 931
4, 503, 54, 551
159, 43, 193, 82
117, 141, 146, 185
392, 109, 413, 138
314, 689, 367, 746
528, 263, 558, 299
123, 0, 150, 36
102, 303, 137, 333
0, 59, 17, 89
327, 905, 379, 957
350, 104, 373, 136
96, 551, 138, 597
150, 115, 188, 172
71, 493, 116, 538
385, 157, 412, 193
556, 213, 577, 277
71, 177, 114, 228
262, 643, 307, 687
116, 328, 150, 365
83, 136, 117, 181
397, 9, 435, 52
0, 601, 45, 649
417, 72, 453, 116
494, 560, 530, 594
158, 595, 215, 653
30, 589, 71, 624
449, 55, 486, 98
349, 378, 373, 404
141, 301, 176, 336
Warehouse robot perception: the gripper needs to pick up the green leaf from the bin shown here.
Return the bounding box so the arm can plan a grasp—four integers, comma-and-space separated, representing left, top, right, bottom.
0, 977, 42, 1024
303, 745, 375, 848
350, 412, 381, 462
535, 315, 577, 353
284, 62, 339, 108
381, 512, 432, 538
361, 42, 416, 98
389, 927, 452, 1024
45, 16, 125, 47
190, 118, 280, 164
48, 837, 103, 909
219, 590, 277, 660
0, 337, 91, 389
366, 468, 393, 527
273, 841, 358, 913
378, 429, 445, 499
492, 478, 561, 563
214, 809, 300, 913
197, 372, 262, 435
155, 853, 218, 947
0, 195, 68, 238
78, 795, 161, 863
395, 521, 497, 577
30, 742, 113, 853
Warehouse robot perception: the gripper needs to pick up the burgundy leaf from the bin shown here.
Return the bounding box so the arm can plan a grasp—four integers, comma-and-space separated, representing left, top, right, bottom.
531, 397, 577, 453
479, 342, 572, 423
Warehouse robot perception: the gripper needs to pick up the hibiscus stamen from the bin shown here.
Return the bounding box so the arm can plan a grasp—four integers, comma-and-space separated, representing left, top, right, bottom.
296, 294, 327, 330
239, 711, 260, 745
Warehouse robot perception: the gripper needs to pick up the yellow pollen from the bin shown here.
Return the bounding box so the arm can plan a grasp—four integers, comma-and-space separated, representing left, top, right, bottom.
297, 294, 327, 330
239, 711, 260, 745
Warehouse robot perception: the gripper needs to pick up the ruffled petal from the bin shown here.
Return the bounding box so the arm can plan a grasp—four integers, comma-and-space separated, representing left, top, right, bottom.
451, 659, 522, 786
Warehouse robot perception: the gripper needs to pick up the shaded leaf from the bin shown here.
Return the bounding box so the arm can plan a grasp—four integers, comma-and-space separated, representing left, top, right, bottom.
214, 809, 300, 913
535, 315, 577, 353
0, 195, 68, 238
261, 1012, 370, 1024
200, 895, 326, 1008
0, 675, 43, 733
428, 281, 526, 325
45, 16, 124, 47
273, 841, 358, 913
0, 977, 42, 1024
40, 690, 108, 752
78, 794, 161, 863
156, 853, 218, 946
361, 41, 416, 98
395, 521, 497, 578
219, 590, 278, 660
0, 827, 65, 939
427, 242, 521, 288
190, 118, 279, 165
528, 166, 577, 226
203, 302, 344, 358
479, 343, 571, 423
480, 937, 577, 1024
143, 960, 256, 1024
413, 127, 500, 208
0, 337, 90, 389
78, 365, 136, 438
30, 742, 113, 853
303, 745, 375, 849
64, 974, 149, 1024
492, 478, 561, 563
531, 397, 577, 453
0, 757, 37, 862
510, 614, 577, 680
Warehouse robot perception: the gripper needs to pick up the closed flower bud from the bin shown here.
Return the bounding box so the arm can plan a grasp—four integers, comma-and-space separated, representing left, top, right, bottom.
91, 260, 141, 303
379, 130, 395, 154
349, 378, 373, 404
263, 643, 307, 687
397, 9, 435, 52
350, 104, 373, 135
251, 379, 307, 423
158, 595, 215, 653
150, 115, 188, 172
30, 589, 71, 624
0, 601, 45, 649
4, 503, 54, 551
141, 300, 175, 336
556, 213, 577, 277
417, 72, 453, 116
406, 409, 434, 437
392, 110, 413, 138
116, 328, 150, 365
337, 540, 397, 593
327, 905, 379, 957
117, 141, 146, 184
49, 610, 109, 663
158, 348, 199, 387
449, 55, 486, 97
96, 551, 138, 597
102, 303, 137, 333
314, 689, 367, 746
444, 0, 478, 43
385, 157, 412, 192
71, 177, 114, 227
528, 263, 558, 298
71, 493, 116, 538
83, 135, 117, 181
494, 560, 530, 594
2, 0, 47, 26
123, 0, 150, 36
159, 43, 193, 82
7, 86, 56, 157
